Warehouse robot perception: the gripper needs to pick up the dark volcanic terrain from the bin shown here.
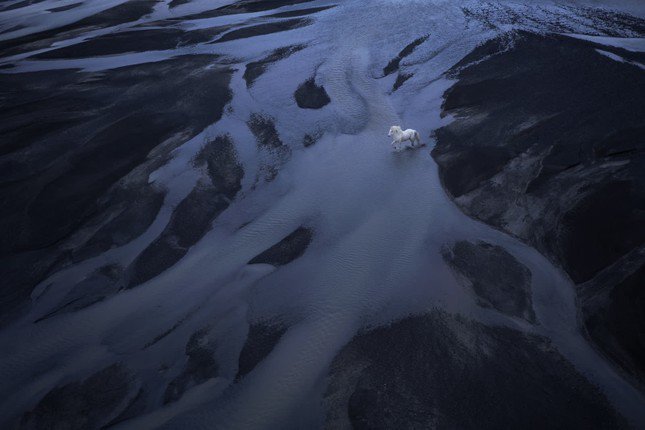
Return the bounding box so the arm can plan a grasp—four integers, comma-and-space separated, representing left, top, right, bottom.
432, 30, 645, 385
0, 0, 644, 429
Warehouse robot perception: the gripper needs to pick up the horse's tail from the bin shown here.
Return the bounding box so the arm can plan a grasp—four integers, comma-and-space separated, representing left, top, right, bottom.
415, 131, 421, 144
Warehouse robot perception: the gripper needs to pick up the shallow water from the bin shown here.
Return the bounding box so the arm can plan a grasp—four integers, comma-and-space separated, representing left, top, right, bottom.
1, 0, 644, 428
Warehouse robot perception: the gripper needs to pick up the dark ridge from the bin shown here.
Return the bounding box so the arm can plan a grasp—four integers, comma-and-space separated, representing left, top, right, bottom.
434, 31, 645, 280
48, 2, 82, 12
169, 0, 191, 7
214, 0, 319, 17
127, 136, 243, 289
448, 32, 512, 74
164, 329, 218, 404
212, 18, 311, 43
431, 30, 645, 383
461, 4, 645, 36
16, 113, 170, 251
143, 311, 194, 349
0, 24, 26, 36
303, 135, 316, 147
589, 43, 645, 65
0, 0, 46, 12
576, 7, 645, 36
580, 246, 645, 384
244, 44, 306, 87
34, 264, 123, 322
0, 55, 231, 323
266, 5, 335, 18
383, 58, 401, 77
248, 114, 284, 149
52, 0, 158, 27
248, 227, 312, 266
593, 125, 645, 158
442, 241, 535, 322
71, 186, 166, 263
383, 35, 428, 77
34, 27, 223, 59
0, 0, 159, 56
399, 35, 428, 57
21, 364, 137, 430
247, 114, 291, 183
601, 149, 638, 158
258, 164, 279, 183
173, 0, 317, 20
392, 72, 412, 91
106, 388, 146, 427
225, 0, 317, 13
125, 184, 226, 288
325, 312, 626, 429
127, 172, 242, 288
194, 134, 245, 199
237, 322, 287, 379
303, 132, 321, 147
294, 77, 331, 109
432, 145, 513, 198
560, 180, 643, 283
0, 251, 65, 327
0, 116, 86, 156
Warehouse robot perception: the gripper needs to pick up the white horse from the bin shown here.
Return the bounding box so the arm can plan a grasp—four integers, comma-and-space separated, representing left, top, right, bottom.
388, 125, 422, 151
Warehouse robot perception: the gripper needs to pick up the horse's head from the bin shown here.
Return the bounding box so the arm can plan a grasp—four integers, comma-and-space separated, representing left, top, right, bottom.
388, 125, 401, 136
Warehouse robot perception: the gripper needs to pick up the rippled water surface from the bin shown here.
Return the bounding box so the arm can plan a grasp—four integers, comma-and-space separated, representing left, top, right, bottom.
1, 0, 644, 428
